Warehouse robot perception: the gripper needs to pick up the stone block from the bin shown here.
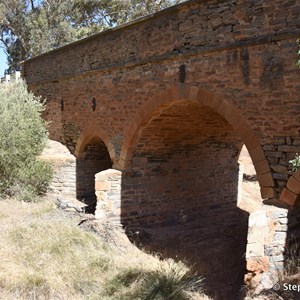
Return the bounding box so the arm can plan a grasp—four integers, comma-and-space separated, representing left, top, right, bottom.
278, 145, 300, 152
260, 187, 275, 199
247, 227, 265, 243
249, 210, 268, 227
292, 168, 300, 182
265, 151, 283, 158
95, 169, 122, 181
272, 173, 289, 180
254, 159, 271, 175
251, 146, 266, 162
96, 191, 107, 201
272, 232, 287, 243
287, 176, 300, 194
246, 256, 269, 272
95, 180, 111, 191
270, 164, 288, 174
279, 187, 299, 206
247, 243, 265, 258
257, 173, 275, 187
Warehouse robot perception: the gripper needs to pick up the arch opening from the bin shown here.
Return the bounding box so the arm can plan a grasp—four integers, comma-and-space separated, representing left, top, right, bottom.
238, 145, 262, 213
121, 100, 261, 299
76, 136, 112, 206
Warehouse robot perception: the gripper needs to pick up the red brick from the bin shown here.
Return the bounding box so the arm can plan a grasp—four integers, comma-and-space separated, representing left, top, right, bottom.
293, 168, 300, 182
244, 134, 261, 151
287, 176, 300, 195
254, 159, 271, 176
279, 188, 299, 206
260, 187, 276, 199
251, 146, 267, 164
257, 173, 275, 187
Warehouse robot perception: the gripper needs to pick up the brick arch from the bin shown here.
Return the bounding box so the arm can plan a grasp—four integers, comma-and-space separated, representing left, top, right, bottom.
120, 84, 275, 199
74, 123, 114, 204
75, 123, 116, 163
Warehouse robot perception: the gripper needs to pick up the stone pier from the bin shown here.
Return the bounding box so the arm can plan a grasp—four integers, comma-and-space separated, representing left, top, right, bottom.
94, 169, 122, 225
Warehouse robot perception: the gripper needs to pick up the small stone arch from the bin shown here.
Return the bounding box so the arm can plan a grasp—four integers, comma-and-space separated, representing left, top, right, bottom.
119, 84, 275, 199
75, 123, 116, 163
75, 123, 115, 205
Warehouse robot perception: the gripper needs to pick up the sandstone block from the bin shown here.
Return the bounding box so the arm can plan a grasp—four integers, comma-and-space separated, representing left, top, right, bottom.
247, 256, 269, 273
96, 191, 107, 201
95, 180, 111, 191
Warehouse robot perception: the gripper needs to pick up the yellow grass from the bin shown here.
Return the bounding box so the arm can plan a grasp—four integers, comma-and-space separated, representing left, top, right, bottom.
0, 198, 210, 300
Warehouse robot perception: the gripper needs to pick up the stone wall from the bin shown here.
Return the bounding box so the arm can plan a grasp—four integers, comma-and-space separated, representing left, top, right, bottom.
246, 203, 300, 294
121, 101, 243, 227
23, 0, 300, 198
40, 140, 76, 198
246, 205, 288, 290
264, 137, 300, 198
23, 0, 299, 85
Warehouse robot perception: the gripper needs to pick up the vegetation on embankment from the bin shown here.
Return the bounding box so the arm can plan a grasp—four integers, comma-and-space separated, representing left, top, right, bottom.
0, 81, 53, 202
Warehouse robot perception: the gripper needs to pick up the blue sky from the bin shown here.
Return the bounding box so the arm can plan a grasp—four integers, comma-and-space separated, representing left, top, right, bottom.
0, 48, 8, 76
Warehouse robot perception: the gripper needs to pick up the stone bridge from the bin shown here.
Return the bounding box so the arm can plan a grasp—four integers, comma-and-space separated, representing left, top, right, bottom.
23, 0, 300, 297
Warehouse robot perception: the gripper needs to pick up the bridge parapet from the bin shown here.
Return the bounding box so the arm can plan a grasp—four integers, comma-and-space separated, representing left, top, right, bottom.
23, 0, 300, 84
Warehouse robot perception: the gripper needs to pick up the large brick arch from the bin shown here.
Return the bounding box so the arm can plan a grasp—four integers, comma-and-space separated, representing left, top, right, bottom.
120, 84, 275, 199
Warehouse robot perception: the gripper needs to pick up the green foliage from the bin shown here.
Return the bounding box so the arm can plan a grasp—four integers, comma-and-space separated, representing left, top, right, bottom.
0, 81, 52, 201
0, 0, 184, 72
289, 153, 300, 172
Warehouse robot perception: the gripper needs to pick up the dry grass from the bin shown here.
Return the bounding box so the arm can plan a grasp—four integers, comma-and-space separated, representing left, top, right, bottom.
0, 197, 210, 300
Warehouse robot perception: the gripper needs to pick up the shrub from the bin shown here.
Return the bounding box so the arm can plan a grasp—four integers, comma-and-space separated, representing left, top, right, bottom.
0, 81, 52, 201
289, 153, 300, 172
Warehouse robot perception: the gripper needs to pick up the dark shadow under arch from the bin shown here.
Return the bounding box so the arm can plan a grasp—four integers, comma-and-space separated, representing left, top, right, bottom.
76, 136, 112, 205
119, 85, 275, 200
121, 98, 251, 299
